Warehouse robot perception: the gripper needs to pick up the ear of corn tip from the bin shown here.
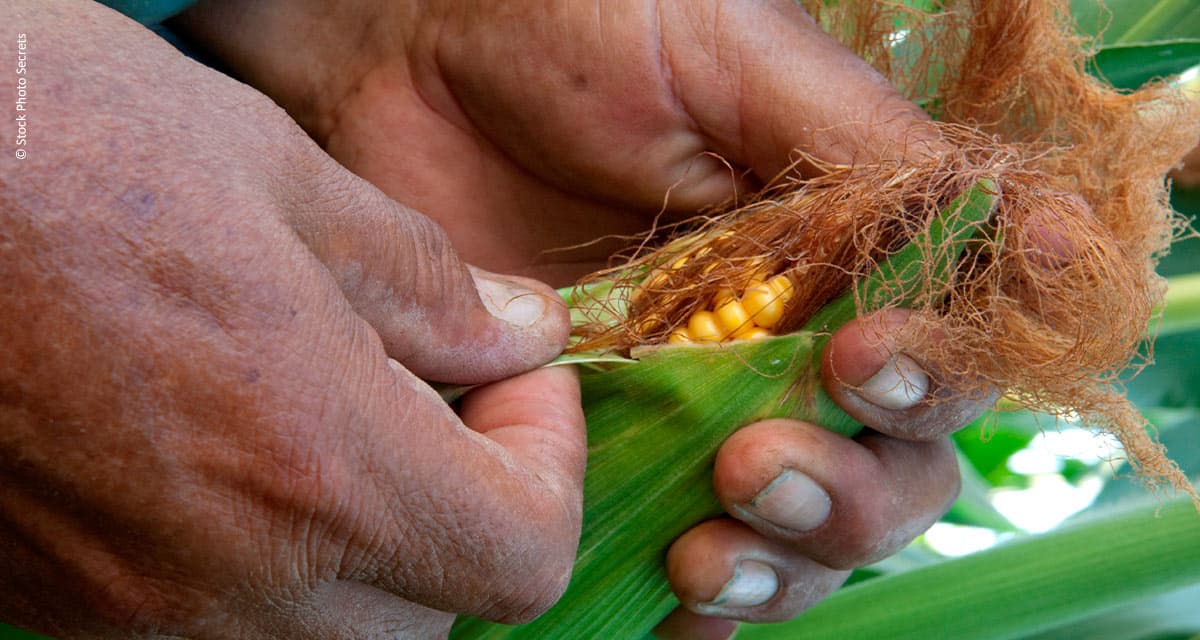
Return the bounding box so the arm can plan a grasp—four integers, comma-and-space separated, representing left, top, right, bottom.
634, 250, 796, 344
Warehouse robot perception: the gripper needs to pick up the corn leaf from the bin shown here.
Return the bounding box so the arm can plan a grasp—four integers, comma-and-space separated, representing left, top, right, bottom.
737, 497, 1200, 640
1157, 273, 1200, 339
1071, 0, 1200, 44
940, 449, 1019, 531
1022, 582, 1200, 640
1090, 40, 1200, 90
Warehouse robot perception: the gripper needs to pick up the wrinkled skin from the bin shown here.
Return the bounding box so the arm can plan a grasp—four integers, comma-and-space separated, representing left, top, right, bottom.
0, 1, 990, 638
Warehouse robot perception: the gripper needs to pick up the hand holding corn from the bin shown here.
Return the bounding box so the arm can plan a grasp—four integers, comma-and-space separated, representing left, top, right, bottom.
174, 0, 1002, 636
1, 4, 578, 638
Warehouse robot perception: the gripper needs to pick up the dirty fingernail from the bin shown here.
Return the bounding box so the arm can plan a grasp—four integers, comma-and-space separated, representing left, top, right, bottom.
739, 469, 831, 533
856, 354, 928, 411
698, 560, 779, 612
473, 274, 549, 328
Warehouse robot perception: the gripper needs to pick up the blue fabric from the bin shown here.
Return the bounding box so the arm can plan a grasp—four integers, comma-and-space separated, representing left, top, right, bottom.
97, 0, 198, 26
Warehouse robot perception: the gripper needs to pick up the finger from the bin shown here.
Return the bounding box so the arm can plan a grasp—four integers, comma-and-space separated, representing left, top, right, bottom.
279, 154, 570, 384
457, 365, 587, 523
822, 308, 999, 440
665, 519, 851, 623
661, 0, 951, 179
712, 420, 960, 569
651, 606, 738, 640
330, 361, 585, 623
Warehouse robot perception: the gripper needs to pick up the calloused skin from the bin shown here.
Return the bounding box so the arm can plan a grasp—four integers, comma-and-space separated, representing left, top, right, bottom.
0, 1, 989, 639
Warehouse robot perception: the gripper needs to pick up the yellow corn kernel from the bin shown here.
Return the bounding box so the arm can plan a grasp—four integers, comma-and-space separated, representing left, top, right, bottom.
733, 325, 771, 341
667, 328, 693, 344
768, 274, 795, 303
630, 269, 669, 305
713, 288, 738, 308
687, 310, 723, 342
714, 298, 751, 337
637, 315, 664, 336
741, 282, 785, 328
648, 269, 672, 290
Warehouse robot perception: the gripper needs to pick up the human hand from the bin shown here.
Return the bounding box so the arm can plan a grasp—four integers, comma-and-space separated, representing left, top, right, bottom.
173, 0, 944, 285
172, 1, 990, 636
1, 3, 582, 638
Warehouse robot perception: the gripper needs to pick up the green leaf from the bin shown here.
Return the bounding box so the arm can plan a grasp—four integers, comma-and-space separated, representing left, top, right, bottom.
1124, 330, 1200, 410
1090, 40, 1200, 90
846, 542, 947, 585
1170, 185, 1200, 224
953, 410, 1045, 485
0, 624, 51, 640
738, 498, 1200, 640
1022, 583, 1200, 640
1071, 0, 1200, 44
940, 449, 1019, 531
1157, 274, 1200, 339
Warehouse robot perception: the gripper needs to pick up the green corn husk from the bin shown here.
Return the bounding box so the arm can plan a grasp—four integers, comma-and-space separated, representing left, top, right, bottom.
449, 181, 999, 639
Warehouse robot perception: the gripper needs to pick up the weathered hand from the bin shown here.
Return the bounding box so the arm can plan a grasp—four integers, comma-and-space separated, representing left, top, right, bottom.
1, 3, 581, 638
174, 0, 943, 284
173, 1, 988, 636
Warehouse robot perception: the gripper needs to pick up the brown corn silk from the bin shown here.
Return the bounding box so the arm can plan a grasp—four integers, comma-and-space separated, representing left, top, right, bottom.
570, 0, 1200, 500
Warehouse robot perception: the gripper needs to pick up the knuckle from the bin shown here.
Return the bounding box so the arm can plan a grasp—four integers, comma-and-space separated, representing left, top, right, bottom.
820, 439, 959, 568
811, 452, 899, 569
824, 507, 896, 570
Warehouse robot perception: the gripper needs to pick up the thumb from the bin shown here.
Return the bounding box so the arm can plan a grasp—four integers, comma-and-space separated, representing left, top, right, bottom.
821, 309, 998, 441
283, 162, 570, 384
663, 0, 950, 179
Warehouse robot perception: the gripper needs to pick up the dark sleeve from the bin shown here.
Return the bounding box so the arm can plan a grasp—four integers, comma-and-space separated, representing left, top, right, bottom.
93, 0, 197, 25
